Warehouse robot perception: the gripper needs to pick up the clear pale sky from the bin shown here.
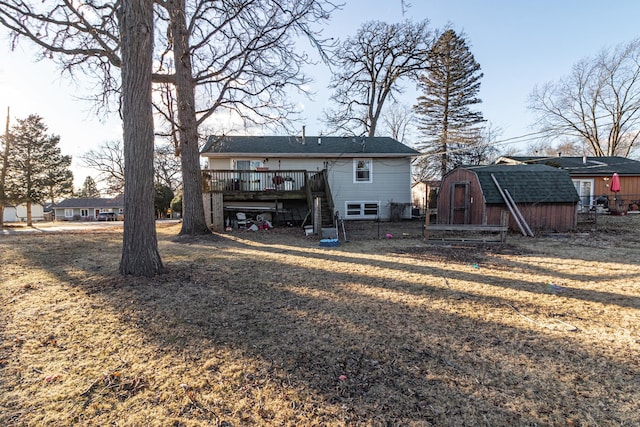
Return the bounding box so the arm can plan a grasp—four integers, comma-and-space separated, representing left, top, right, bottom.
2, 0, 640, 187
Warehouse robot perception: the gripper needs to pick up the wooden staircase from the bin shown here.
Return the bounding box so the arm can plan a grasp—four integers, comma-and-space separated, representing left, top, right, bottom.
306, 170, 335, 227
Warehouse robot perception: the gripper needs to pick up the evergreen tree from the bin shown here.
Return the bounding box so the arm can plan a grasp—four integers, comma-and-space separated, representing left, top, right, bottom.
6, 114, 70, 225
414, 29, 485, 178
78, 176, 101, 198
44, 153, 74, 205
154, 183, 174, 219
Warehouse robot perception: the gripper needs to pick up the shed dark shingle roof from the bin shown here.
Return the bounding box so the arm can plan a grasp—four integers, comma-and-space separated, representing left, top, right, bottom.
466, 164, 580, 204
201, 135, 419, 157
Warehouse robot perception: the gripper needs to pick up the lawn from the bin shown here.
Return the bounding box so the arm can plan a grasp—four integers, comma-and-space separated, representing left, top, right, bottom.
1, 217, 639, 426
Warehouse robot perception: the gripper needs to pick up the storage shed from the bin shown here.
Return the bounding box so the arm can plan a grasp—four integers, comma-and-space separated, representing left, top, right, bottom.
437, 164, 580, 232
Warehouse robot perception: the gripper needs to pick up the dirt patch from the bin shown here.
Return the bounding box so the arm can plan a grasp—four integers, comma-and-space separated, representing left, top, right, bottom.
1, 216, 639, 425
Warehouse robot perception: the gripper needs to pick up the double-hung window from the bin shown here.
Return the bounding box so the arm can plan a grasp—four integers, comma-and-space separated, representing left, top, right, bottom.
354, 159, 372, 183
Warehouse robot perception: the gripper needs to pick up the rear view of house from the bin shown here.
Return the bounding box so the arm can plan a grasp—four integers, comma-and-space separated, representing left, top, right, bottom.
200, 135, 419, 231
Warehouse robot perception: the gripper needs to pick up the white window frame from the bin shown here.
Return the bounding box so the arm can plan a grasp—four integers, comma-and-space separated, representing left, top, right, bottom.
353, 159, 372, 183
64, 209, 74, 218
80, 209, 89, 217
345, 201, 379, 219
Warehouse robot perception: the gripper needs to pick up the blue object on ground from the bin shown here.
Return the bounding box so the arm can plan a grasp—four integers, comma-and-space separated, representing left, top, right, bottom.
319, 238, 340, 247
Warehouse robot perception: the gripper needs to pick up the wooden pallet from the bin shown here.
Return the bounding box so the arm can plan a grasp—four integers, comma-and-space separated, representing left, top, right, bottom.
424, 224, 509, 243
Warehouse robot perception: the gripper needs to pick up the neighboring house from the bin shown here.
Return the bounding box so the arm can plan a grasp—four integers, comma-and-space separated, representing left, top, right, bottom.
53, 196, 124, 221
497, 155, 640, 211
437, 164, 580, 232
200, 134, 420, 230
411, 180, 440, 215
2, 203, 45, 222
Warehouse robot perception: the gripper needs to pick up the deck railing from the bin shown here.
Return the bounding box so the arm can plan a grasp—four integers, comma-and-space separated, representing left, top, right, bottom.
202, 169, 314, 192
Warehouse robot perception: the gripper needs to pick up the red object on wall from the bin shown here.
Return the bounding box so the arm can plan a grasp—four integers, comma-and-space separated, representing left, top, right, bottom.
610, 173, 621, 193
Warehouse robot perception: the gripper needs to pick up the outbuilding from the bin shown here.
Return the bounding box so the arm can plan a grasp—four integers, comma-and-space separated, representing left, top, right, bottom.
437, 164, 580, 233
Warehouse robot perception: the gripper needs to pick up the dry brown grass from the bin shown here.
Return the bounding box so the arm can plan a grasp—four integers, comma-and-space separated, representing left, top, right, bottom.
1, 217, 640, 426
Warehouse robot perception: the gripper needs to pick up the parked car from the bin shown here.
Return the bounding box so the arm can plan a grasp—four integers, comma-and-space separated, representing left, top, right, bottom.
97, 212, 117, 221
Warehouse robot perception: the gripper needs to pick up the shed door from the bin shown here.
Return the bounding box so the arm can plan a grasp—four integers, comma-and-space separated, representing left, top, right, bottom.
449, 182, 470, 224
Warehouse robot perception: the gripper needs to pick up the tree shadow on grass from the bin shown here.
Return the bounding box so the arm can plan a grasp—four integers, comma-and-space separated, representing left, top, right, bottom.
3, 231, 640, 425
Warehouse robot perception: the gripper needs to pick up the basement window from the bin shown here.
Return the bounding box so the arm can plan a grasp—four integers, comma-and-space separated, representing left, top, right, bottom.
345, 201, 379, 219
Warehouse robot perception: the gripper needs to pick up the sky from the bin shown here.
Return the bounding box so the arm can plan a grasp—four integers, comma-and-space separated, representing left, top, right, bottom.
2, 0, 640, 188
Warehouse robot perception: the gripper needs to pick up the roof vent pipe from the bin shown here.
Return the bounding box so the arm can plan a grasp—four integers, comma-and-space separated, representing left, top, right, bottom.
302, 125, 306, 144
318, 137, 321, 145
582, 155, 587, 164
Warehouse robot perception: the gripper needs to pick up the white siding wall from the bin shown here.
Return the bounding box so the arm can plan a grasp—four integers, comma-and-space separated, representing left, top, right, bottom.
326, 157, 412, 220
3, 206, 17, 222
3, 204, 45, 222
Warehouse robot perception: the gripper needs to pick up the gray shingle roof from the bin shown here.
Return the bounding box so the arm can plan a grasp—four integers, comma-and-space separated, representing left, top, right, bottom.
201, 135, 420, 157
498, 156, 640, 176
54, 197, 123, 209
465, 164, 580, 204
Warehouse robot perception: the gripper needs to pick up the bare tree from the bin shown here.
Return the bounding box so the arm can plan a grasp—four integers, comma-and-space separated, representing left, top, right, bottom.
381, 102, 414, 143
529, 38, 640, 157
524, 139, 585, 157
81, 139, 182, 196
1, 0, 337, 238
324, 20, 433, 137
154, 141, 182, 193
80, 140, 125, 195
152, 0, 337, 235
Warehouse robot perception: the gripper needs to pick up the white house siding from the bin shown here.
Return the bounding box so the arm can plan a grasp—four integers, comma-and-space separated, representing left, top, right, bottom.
206, 157, 326, 172
326, 157, 413, 220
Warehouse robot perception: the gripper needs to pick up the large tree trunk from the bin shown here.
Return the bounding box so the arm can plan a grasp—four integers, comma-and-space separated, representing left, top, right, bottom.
169, 0, 210, 236
0, 107, 9, 228
26, 200, 32, 226
118, 0, 164, 276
